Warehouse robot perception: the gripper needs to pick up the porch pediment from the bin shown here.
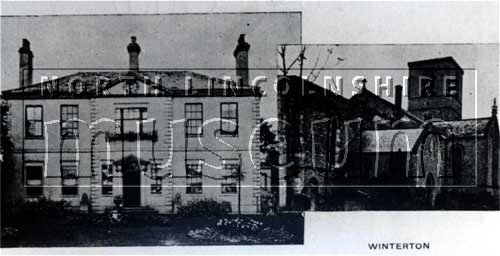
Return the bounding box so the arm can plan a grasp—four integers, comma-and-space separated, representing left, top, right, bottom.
113, 155, 149, 172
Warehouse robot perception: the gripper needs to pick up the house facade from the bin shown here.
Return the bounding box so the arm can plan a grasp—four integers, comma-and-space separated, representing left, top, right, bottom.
2, 35, 263, 213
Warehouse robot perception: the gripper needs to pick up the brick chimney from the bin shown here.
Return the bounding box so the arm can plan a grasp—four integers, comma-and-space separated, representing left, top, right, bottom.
395, 84, 403, 110
19, 38, 33, 88
127, 36, 141, 71
233, 34, 250, 87
493, 98, 498, 117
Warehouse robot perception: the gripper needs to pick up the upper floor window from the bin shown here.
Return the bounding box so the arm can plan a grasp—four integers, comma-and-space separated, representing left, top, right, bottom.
61, 105, 79, 138
25, 106, 43, 138
220, 103, 238, 135
113, 107, 156, 141
185, 103, 203, 136
25, 163, 43, 196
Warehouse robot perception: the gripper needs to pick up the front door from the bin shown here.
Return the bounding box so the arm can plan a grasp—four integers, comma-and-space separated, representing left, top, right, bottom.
123, 168, 141, 207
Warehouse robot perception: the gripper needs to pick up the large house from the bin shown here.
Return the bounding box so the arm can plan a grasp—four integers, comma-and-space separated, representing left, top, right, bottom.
276, 57, 499, 210
1, 35, 263, 213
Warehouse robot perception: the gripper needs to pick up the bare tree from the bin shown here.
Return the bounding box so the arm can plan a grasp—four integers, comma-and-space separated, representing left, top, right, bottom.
277, 45, 344, 82
308, 48, 345, 83
277, 45, 307, 76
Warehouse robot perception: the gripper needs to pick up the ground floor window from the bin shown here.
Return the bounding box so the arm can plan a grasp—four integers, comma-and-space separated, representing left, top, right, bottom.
101, 161, 113, 195
150, 163, 162, 194
61, 162, 78, 195
25, 164, 43, 196
221, 159, 239, 194
186, 160, 202, 194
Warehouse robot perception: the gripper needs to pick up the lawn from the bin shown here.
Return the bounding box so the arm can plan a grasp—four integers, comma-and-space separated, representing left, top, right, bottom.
1, 214, 304, 247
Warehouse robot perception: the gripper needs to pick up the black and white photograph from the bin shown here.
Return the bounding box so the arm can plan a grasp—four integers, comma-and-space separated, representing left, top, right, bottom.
1, 1, 499, 255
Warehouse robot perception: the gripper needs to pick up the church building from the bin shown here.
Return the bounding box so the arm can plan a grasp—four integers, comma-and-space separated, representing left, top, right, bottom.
276, 56, 499, 210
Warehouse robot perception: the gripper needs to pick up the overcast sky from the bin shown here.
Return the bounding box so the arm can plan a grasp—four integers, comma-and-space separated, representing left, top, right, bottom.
1, 11, 301, 119
1, 1, 498, 119
283, 44, 498, 119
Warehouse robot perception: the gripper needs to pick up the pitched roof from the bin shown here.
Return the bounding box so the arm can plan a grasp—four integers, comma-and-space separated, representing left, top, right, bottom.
361, 128, 425, 153
349, 87, 423, 125
278, 75, 352, 107
407, 56, 464, 73
1, 70, 261, 99
433, 117, 492, 138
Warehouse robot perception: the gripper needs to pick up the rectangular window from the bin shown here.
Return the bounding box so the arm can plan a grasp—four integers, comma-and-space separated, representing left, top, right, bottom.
25, 106, 43, 138
114, 108, 155, 140
185, 103, 203, 136
221, 159, 239, 194
25, 164, 43, 196
220, 103, 238, 135
420, 77, 435, 97
186, 160, 202, 194
446, 78, 458, 97
61, 162, 78, 195
101, 161, 113, 195
61, 105, 79, 138
150, 163, 162, 194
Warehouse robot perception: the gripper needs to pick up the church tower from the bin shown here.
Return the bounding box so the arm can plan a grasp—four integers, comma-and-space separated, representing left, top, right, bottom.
407, 57, 464, 121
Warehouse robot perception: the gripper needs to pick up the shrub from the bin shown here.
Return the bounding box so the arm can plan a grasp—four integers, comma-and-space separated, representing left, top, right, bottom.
260, 190, 277, 214
177, 199, 231, 217
436, 191, 499, 210
3, 197, 73, 225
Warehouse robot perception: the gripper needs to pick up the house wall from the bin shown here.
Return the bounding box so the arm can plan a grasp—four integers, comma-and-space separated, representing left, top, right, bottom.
8, 98, 92, 206
89, 96, 173, 213
6, 94, 261, 213
171, 96, 261, 213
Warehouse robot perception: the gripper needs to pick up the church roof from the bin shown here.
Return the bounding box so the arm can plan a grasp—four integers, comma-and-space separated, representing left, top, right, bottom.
278, 76, 353, 109
433, 117, 493, 138
349, 87, 423, 125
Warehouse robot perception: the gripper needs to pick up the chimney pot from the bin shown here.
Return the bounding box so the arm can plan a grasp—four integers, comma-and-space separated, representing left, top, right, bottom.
395, 84, 403, 110
19, 38, 33, 88
233, 34, 250, 87
493, 98, 498, 117
127, 36, 141, 71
